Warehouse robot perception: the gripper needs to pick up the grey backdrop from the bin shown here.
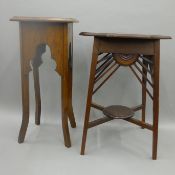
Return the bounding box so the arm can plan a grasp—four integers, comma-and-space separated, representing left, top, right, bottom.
1, 1, 175, 175
0, 0, 175, 126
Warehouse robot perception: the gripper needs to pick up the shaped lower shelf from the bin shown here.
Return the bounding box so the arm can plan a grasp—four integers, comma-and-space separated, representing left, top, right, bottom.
102, 105, 134, 119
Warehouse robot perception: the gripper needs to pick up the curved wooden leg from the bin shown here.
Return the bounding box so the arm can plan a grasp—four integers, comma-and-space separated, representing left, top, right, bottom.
67, 64, 76, 128
61, 76, 71, 148
81, 40, 99, 155
65, 38, 76, 128
68, 104, 76, 128
18, 73, 30, 143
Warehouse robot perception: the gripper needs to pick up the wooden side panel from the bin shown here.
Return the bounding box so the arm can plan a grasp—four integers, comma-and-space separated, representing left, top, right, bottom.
20, 22, 64, 75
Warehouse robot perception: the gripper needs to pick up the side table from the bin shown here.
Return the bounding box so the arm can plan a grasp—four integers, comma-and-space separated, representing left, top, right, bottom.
10, 16, 78, 147
80, 32, 171, 159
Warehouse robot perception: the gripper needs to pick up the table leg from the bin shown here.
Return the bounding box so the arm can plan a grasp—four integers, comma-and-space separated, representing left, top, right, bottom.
33, 67, 41, 125
61, 74, 71, 147
141, 59, 148, 128
67, 63, 76, 128
152, 41, 160, 160
18, 59, 30, 143
32, 45, 45, 125
81, 40, 99, 155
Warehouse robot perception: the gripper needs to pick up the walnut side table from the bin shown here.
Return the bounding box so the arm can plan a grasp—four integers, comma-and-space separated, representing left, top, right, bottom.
10, 16, 78, 147
80, 32, 171, 159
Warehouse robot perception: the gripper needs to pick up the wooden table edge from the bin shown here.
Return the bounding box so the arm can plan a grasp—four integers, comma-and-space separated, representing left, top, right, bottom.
10, 16, 79, 23
79, 32, 172, 40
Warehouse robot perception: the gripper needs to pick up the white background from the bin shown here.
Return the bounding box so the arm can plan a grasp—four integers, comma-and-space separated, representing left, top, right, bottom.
0, 0, 175, 174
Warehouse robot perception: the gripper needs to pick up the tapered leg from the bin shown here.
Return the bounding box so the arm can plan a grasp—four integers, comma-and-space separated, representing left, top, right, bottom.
18, 70, 30, 143
81, 39, 99, 155
61, 75, 71, 147
67, 60, 76, 128
68, 104, 76, 128
152, 41, 160, 160
141, 59, 148, 128
33, 67, 41, 125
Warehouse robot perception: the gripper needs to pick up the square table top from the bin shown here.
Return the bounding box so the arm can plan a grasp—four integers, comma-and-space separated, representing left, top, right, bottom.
80, 32, 171, 40
10, 16, 79, 23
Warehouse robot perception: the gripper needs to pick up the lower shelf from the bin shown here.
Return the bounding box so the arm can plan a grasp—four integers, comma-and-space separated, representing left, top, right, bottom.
102, 105, 134, 119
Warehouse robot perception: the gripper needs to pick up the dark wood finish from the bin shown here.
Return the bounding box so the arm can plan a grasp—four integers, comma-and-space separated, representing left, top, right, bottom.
131, 104, 143, 111
141, 59, 148, 129
81, 39, 99, 155
80, 32, 171, 159
96, 57, 113, 74
97, 38, 155, 55
93, 65, 120, 94
137, 59, 153, 75
88, 116, 113, 128
91, 102, 104, 111
102, 105, 134, 119
80, 32, 171, 39
10, 16, 78, 147
95, 62, 117, 82
133, 63, 153, 88
97, 53, 111, 63
10, 16, 78, 23
129, 65, 153, 100
152, 41, 160, 160
113, 53, 139, 66
89, 103, 152, 130
31, 45, 45, 125
124, 118, 153, 131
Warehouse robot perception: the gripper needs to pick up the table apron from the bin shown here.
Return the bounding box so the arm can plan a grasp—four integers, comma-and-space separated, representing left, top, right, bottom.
97, 38, 156, 55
